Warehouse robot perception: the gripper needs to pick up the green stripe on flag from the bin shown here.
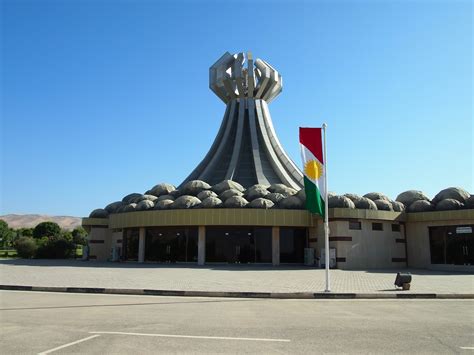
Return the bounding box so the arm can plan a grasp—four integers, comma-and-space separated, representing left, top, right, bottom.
304, 176, 325, 217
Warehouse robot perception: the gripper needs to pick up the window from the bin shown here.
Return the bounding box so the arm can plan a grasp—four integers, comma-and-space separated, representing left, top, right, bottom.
391, 224, 401, 232
349, 221, 361, 230
372, 223, 383, 231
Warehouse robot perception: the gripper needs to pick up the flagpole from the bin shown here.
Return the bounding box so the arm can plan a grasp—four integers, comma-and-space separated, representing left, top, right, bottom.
322, 123, 330, 292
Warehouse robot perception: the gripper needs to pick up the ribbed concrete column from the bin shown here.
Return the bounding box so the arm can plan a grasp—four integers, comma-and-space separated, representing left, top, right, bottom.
272, 226, 280, 266
198, 226, 206, 265
138, 227, 145, 263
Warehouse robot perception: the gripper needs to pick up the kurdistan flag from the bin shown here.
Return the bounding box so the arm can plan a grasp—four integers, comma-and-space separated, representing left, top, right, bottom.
299, 127, 326, 217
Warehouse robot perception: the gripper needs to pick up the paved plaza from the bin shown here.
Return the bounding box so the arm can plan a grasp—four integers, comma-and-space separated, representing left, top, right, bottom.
0, 259, 473, 294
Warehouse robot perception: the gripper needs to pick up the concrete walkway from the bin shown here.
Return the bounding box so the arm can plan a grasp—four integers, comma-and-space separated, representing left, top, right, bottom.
1, 259, 473, 296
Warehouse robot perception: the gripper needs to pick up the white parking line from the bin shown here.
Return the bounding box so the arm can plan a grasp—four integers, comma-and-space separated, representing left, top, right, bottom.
89, 331, 291, 342
460, 347, 474, 350
38, 334, 101, 354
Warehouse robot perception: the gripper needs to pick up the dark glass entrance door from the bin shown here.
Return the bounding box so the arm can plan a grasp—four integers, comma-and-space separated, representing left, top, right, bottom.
231, 232, 254, 263
145, 228, 198, 263
429, 225, 474, 265
207, 228, 255, 263
280, 227, 307, 263
146, 233, 179, 262
446, 232, 464, 265
122, 229, 139, 261
206, 227, 272, 263
465, 233, 474, 265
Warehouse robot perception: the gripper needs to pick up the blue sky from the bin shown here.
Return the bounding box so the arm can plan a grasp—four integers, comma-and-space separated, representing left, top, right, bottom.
1, 0, 472, 217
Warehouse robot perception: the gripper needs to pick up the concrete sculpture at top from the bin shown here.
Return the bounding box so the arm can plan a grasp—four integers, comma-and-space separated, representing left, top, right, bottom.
181, 51, 303, 189
210, 52, 283, 103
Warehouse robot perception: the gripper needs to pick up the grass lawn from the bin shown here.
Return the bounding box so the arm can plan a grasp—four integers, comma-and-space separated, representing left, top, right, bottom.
0, 246, 83, 258
0, 249, 18, 258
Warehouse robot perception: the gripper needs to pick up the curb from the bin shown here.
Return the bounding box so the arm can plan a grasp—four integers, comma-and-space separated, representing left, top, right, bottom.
1, 285, 473, 299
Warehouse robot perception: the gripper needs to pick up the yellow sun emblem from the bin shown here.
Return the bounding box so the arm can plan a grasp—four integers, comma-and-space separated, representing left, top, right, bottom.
304, 159, 323, 180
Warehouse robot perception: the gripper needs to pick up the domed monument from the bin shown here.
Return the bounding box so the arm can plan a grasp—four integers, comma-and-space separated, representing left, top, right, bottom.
83, 52, 473, 271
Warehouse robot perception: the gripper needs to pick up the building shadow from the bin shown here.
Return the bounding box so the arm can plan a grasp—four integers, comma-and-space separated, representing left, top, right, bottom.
0, 258, 312, 271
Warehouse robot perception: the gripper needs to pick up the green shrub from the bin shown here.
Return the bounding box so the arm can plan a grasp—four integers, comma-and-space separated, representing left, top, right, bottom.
36, 236, 50, 248
15, 237, 38, 258
36, 236, 75, 259
61, 231, 73, 242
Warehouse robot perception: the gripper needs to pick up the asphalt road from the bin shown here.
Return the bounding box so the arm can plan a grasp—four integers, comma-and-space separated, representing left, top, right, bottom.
1, 291, 473, 354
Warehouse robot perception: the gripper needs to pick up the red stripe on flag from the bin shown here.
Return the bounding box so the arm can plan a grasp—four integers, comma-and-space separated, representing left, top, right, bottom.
299, 127, 323, 163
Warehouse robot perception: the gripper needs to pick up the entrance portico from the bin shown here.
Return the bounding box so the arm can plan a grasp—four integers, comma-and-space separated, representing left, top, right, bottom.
130, 224, 305, 265
106, 208, 315, 265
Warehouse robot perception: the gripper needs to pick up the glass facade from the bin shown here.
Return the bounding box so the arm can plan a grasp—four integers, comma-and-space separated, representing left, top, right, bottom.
429, 225, 474, 265
145, 227, 198, 263
280, 227, 307, 263
206, 227, 272, 263
122, 226, 309, 264
122, 228, 139, 261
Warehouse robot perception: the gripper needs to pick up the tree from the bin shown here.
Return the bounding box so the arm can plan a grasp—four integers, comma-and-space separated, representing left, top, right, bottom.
18, 228, 34, 237
72, 227, 88, 245
61, 230, 73, 242
15, 237, 38, 258
33, 222, 61, 239
0, 220, 14, 248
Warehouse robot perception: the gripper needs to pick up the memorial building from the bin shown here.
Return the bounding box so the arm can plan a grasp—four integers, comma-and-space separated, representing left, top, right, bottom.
82, 52, 474, 270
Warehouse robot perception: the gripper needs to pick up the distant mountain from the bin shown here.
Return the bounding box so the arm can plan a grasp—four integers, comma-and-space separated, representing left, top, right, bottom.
0, 214, 82, 230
